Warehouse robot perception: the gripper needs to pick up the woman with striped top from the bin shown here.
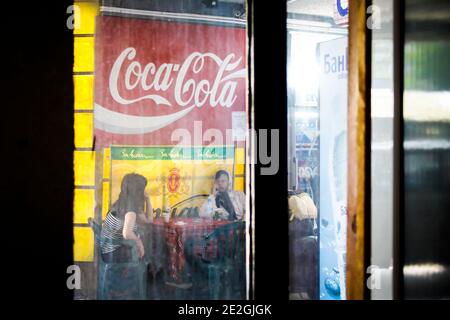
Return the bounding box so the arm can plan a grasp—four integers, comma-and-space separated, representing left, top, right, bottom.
101, 173, 153, 263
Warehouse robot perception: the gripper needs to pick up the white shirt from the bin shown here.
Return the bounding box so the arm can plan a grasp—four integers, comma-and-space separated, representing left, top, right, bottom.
200, 190, 246, 220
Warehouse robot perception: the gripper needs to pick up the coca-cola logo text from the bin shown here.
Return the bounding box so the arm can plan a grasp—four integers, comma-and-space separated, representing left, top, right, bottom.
109, 47, 246, 109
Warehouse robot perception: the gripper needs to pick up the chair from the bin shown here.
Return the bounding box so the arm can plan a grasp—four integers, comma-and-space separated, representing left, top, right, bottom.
171, 194, 208, 218
141, 223, 170, 300
289, 234, 318, 299
162, 227, 195, 299
191, 221, 246, 300
177, 207, 190, 218
88, 218, 147, 300
177, 206, 200, 218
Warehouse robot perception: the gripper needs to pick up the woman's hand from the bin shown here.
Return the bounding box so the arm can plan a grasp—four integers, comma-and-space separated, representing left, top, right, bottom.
136, 238, 145, 258
143, 191, 153, 223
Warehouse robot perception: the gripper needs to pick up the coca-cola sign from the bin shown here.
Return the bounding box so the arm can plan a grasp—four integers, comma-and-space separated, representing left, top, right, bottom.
93, 16, 247, 147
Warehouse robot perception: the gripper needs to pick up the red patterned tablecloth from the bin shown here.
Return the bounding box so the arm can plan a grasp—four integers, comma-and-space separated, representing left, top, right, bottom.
147, 217, 231, 281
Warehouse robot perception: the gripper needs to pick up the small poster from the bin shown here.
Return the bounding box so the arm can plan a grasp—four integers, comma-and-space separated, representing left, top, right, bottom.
319, 36, 348, 300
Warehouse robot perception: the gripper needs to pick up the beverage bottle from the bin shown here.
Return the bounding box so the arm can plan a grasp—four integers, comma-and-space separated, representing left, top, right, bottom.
163, 193, 171, 223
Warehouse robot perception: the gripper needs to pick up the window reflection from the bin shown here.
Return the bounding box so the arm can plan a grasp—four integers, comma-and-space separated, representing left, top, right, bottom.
73, 0, 249, 300
287, 0, 348, 300
370, 0, 394, 300
403, 0, 450, 299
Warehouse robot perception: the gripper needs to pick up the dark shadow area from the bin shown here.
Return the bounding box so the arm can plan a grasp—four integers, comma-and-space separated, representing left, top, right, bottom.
5, 0, 74, 299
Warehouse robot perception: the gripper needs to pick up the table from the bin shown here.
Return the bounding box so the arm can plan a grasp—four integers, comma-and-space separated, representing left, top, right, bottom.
143, 217, 232, 282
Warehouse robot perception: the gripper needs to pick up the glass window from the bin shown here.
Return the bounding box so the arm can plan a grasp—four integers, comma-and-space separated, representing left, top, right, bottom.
403, 0, 450, 299
287, 0, 348, 300
370, 0, 394, 300
73, 0, 250, 300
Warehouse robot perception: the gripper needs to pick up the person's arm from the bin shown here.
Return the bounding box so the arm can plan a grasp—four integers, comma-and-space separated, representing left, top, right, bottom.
123, 211, 145, 257
138, 192, 153, 223
200, 185, 231, 220
123, 212, 139, 240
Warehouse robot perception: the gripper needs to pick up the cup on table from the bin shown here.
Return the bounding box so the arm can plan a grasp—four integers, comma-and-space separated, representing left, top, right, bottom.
163, 210, 170, 223
214, 208, 228, 220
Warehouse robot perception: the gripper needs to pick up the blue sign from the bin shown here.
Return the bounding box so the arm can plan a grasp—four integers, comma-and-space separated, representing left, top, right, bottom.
337, 0, 349, 17
319, 37, 348, 300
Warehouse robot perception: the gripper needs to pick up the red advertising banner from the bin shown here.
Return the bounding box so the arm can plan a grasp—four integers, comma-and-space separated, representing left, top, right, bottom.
93, 16, 247, 148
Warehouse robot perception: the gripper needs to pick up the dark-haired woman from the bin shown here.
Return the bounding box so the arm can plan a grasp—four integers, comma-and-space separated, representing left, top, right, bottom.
100, 173, 153, 263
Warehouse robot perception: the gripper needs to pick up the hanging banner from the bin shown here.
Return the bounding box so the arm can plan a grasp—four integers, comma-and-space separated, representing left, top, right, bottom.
93, 16, 247, 148
110, 145, 235, 212
319, 37, 348, 300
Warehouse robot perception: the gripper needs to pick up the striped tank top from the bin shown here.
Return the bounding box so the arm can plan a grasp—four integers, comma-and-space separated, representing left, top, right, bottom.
100, 210, 138, 254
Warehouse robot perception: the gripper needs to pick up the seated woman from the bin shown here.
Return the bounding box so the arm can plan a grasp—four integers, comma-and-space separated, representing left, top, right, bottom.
101, 173, 153, 263
288, 191, 318, 300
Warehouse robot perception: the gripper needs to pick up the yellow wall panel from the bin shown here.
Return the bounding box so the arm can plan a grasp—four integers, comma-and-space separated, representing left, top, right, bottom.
234, 177, 245, 192
74, 227, 94, 262
74, 75, 93, 110
235, 147, 245, 164
74, 150, 96, 186
234, 163, 245, 175
74, 112, 93, 149
103, 148, 111, 179
73, 188, 95, 224
74, 37, 94, 72
102, 181, 110, 220
234, 147, 245, 175
73, 1, 99, 35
